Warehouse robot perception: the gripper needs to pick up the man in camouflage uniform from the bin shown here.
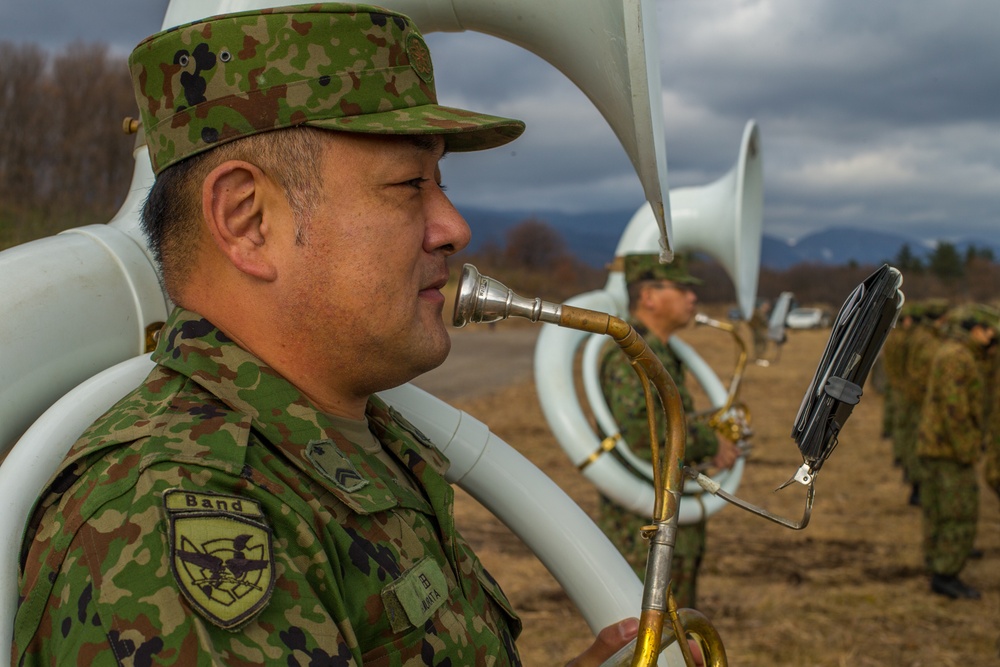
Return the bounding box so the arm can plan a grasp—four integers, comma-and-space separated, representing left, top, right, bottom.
880, 304, 915, 471
916, 303, 998, 600
985, 342, 1000, 503
896, 299, 949, 506
597, 253, 741, 609
982, 303, 1000, 505
13, 6, 636, 665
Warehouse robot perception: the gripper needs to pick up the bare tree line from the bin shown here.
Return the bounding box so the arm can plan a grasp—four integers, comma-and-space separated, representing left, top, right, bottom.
0, 42, 137, 249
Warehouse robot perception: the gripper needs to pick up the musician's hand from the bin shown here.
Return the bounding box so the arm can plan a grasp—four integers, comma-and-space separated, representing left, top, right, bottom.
566, 618, 708, 667
712, 436, 740, 470
565, 617, 638, 667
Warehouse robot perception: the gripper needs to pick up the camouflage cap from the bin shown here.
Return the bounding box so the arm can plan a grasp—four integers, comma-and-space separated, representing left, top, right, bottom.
945, 303, 1000, 331
900, 300, 925, 320
920, 298, 950, 320
129, 3, 526, 174
623, 253, 702, 286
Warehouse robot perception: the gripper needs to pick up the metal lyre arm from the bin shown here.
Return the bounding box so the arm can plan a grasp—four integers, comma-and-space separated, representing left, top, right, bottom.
453, 264, 726, 667
684, 467, 815, 530
693, 314, 746, 414
692, 313, 752, 447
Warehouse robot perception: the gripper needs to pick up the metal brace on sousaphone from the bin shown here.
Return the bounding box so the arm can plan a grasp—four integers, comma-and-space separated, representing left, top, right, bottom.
691, 312, 753, 449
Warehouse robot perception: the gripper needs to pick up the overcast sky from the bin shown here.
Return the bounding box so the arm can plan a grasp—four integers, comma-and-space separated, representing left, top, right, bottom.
3, 0, 999, 246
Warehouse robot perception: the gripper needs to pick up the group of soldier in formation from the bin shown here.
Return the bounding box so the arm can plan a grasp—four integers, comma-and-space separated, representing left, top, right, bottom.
600, 278, 1000, 609
881, 299, 1000, 600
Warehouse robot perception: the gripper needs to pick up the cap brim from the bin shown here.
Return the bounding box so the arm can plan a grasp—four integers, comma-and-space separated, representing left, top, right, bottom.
306, 104, 525, 152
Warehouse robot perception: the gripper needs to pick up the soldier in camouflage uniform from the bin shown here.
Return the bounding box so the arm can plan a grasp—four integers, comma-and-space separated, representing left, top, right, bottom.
980, 301, 1000, 505
14, 5, 637, 665
916, 303, 998, 600
984, 332, 1000, 503
597, 253, 741, 610
880, 304, 915, 470
896, 299, 949, 506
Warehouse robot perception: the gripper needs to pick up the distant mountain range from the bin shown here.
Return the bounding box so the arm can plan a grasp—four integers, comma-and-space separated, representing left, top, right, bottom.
460, 206, 1000, 270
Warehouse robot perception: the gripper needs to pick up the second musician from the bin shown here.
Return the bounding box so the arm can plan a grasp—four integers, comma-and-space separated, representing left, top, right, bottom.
597, 253, 741, 609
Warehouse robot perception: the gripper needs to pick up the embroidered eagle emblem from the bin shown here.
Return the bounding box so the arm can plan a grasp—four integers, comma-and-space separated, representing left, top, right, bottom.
164, 490, 275, 629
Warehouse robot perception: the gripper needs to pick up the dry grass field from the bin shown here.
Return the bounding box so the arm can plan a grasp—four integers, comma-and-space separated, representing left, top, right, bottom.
431, 317, 1000, 666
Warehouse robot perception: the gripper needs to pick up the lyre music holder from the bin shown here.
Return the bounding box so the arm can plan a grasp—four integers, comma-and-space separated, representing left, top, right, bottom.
687, 263, 904, 529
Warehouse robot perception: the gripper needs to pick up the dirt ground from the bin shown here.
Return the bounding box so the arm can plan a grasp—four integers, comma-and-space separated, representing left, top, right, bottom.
417, 318, 1000, 666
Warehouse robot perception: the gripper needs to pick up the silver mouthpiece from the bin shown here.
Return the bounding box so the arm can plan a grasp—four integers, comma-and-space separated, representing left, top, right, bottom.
452, 264, 561, 328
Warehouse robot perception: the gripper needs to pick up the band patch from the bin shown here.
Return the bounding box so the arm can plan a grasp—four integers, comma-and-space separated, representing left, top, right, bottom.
163, 490, 275, 630
306, 439, 368, 492
381, 558, 449, 633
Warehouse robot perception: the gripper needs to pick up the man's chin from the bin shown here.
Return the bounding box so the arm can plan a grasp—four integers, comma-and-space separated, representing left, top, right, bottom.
426, 330, 453, 370
407, 327, 452, 377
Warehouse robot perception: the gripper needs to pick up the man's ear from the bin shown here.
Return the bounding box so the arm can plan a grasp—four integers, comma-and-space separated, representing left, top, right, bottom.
636, 283, 654, 310
201, 160, 279, 281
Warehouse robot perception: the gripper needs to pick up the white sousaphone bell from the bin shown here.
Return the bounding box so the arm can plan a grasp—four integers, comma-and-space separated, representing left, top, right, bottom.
533, 120, 764, 524
0, 0, 688, 664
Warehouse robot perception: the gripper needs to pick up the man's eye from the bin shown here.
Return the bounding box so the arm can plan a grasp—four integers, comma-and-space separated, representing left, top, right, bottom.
402, 178, 447, 192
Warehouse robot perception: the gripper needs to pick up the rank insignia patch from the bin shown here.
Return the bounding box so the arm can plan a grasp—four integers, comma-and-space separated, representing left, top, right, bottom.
164, 490, 275, 630
306, 439, 368, 492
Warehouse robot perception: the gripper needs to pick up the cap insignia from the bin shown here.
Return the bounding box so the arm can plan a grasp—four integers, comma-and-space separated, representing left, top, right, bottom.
406, 32, 434, 85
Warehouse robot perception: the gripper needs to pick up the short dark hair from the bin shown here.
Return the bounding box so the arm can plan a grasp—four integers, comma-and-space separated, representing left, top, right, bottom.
627, 280, 655, 313
140, 126, 328, 300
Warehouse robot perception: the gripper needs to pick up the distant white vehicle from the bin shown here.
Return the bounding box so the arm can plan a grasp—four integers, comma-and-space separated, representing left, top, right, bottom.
786, 307, 832, 329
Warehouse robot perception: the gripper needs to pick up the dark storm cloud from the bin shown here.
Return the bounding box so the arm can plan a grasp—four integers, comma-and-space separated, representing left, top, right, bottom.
3, 0, 998, 244
659, 0, 1000, 125
650, 0, 1000, 242
0, 0, 168, 52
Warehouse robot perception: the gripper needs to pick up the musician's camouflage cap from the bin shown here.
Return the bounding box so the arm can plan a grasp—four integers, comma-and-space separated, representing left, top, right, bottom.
623, 252, 703, 286
129, 3, 526, 174
920, 298, 950, 320
900, 300, 924, 319
946, 303, 1000, 331
904, 298, 948, 321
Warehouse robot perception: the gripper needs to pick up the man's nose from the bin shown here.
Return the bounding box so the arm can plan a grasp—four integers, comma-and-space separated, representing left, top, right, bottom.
425, 185, 471, 255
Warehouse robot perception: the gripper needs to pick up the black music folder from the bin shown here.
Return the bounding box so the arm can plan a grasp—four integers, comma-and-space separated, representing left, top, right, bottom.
790, 264, 904, 477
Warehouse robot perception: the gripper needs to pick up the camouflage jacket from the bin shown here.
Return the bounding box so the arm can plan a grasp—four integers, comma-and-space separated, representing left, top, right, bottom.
901, 323, 940, 407
14, 308, 521, 666
916, 333, 986, 464
599, 324, 718, 466
881, 326, 911, 390
984, 347, 1000, 489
